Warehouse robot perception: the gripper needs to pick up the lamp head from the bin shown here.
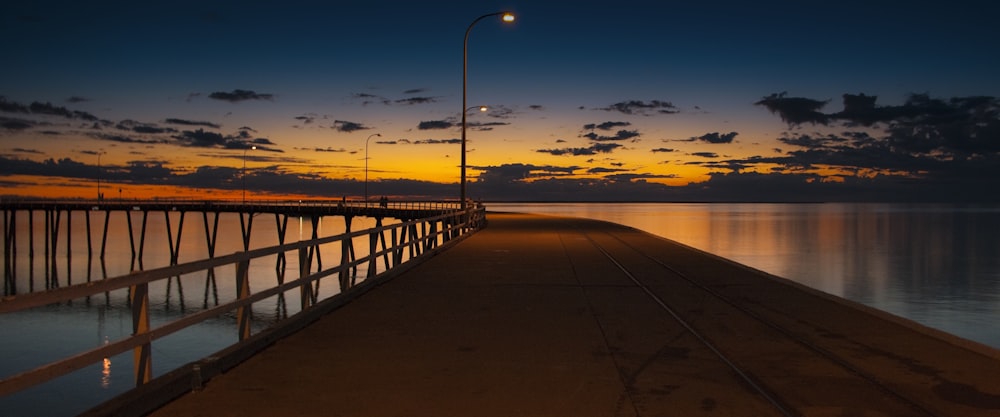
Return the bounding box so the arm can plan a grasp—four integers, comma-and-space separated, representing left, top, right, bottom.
479, 106, 488, 112
501, 12, 515, 23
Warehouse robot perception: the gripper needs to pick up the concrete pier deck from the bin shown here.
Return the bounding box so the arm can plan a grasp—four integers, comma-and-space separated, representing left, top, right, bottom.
143, 212, 1000, 417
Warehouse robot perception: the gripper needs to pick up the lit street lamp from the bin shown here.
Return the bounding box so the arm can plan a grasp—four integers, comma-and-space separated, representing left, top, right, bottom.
462, 11, 515, 210
242, 145, 256, 204
364, 133, 381, 205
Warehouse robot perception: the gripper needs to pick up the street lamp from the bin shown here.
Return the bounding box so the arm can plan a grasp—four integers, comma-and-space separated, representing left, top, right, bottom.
242, 145, 256, 204
364, 133, 381, 205
462, 11, 515, 210
96, 150, 106, 201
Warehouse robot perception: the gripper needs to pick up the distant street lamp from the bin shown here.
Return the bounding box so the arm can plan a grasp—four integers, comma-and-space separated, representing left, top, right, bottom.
364, 133, 381, 205
96, 150, 105, 201
462, 105, 488, 179
242, 145, 256, 204
462, 11, 515, 210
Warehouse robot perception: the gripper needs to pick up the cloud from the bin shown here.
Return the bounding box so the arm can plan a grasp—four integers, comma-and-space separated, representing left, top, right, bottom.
1, 117, 35, 130
13, 147, 43, 154
587, 167, 629, 174
0, 97, 29, 114
165, 118, 222, 128
417, 119, 509, 131
395, 96, 439, 105
116, 119, 177, 134
0, 97, 99, 121
474, 163, 580, 183
582, 130, 640, 142
174, 129, 227, 147
651, 148, 676, 153
583, 121, 631, 131
418, 120, 454, 130
29, 102, 76, 118
333, 120, 370, 132
92, 133, 167, 144
691, 152, 719, 158
755, 92, 830, 125
66, 96, 90, 103
693, 132, 738, 144
603, 172, 680, 183
599, 100, 678, 116
469, 121, 510, 131
314, 147, 348, 152
208, 89, 274, 102
760, 92, 1000, 161
403, 88, 427, 95
251, 137, 276, 146
352, 93, 389, 106
483, 106, 516, 119
536, 143, 623, 156
410, 138, 462, 145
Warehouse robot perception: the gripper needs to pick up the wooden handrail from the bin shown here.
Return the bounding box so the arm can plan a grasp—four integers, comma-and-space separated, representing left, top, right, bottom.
0, 206, 487, 397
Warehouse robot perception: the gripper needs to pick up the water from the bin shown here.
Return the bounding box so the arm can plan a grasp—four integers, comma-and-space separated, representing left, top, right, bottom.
4, 203, 1000, 415
490, 202, 1000, 351
1, 211, 392, 416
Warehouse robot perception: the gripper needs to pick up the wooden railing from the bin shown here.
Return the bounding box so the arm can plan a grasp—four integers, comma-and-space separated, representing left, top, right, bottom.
0, 205, 487, 400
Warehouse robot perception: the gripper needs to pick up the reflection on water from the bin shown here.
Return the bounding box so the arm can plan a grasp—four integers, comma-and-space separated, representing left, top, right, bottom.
491, 203, 1000, 349
3, 204, 998, 415
1, 212, 394, 416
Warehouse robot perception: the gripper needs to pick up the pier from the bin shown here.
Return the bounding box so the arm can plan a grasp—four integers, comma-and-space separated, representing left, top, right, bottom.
2, 199, 466, 295
90, 212, 1000, 416
1, 199, 485, 410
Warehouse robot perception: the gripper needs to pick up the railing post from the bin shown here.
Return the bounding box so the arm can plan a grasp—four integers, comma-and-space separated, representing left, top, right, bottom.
235, 258, 251, 341
3, 209, 14, 295
130, 282, 152, 385
376, 218, 390, 270
391, 227, 403, 266
339, 234, 351, 291
298, 247, 313, 310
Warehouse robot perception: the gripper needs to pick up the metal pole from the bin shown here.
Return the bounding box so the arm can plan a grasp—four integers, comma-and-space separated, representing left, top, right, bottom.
462, 11, 514, 210
97, 151, 104, 201
365, 133, 380, 205
242, 146, 256, 204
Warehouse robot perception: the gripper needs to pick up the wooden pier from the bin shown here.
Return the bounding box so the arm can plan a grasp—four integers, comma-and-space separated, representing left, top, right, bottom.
1, 199, 484, 405
2, 199, 464, 295
90, 212, 1000, 417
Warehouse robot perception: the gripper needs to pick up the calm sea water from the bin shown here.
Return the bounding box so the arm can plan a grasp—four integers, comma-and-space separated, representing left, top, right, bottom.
491, 202, 1000, 350
1, 212, 389, 416
3, 203, 999, 415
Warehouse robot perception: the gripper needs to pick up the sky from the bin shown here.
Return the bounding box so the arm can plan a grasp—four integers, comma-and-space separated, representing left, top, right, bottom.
2, 0, 999, 202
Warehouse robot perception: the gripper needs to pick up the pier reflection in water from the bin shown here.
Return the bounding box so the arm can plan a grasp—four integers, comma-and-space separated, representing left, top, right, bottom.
0, 209, 406, 416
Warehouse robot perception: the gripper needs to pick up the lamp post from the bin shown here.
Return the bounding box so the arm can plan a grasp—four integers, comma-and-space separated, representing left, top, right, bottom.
364, 133, 381, 206
462, 11, 515, 210
96, 150, 105, 201
242, 145, 256, 204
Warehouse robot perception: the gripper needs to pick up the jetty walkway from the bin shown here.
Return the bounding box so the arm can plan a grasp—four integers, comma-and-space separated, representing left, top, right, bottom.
104, 213, 1000, 416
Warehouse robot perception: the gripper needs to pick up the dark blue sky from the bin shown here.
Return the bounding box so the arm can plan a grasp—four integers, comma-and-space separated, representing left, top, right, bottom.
2, 1, 1000, 201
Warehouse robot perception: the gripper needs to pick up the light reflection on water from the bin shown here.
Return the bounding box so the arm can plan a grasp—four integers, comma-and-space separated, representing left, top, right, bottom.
1, 212, 392, 416
3, 204, 998, 415
491, 203, 1000, 350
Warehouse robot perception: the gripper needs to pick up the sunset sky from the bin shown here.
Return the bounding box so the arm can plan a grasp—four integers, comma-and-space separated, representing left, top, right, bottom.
2, 1, 999, 202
